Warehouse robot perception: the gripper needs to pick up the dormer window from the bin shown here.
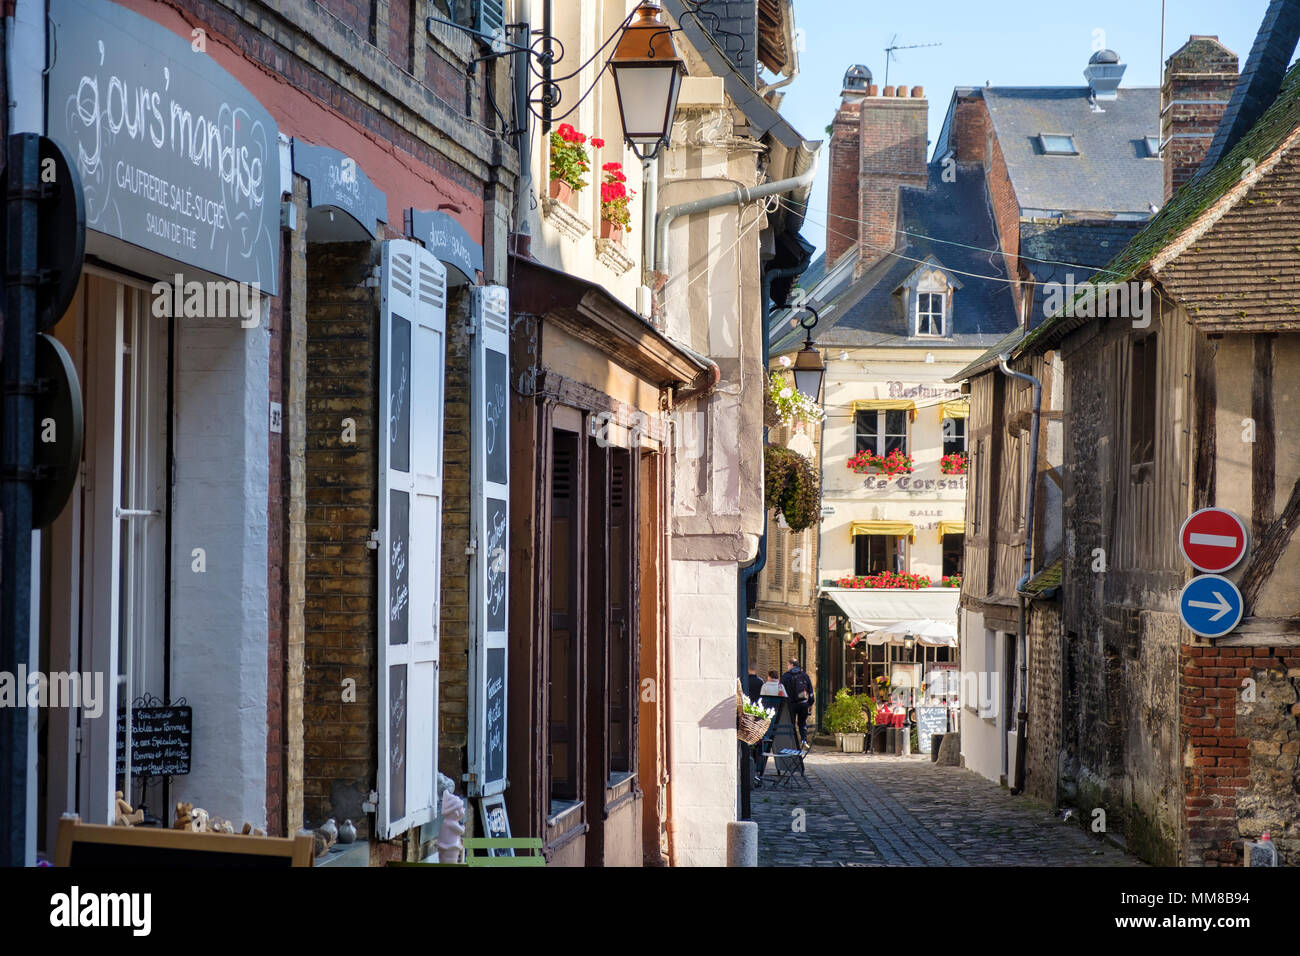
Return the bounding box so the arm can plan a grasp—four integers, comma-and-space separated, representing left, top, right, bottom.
916, 292, 945, 336
1144, 136, 1161, 158
1039, 133, 1078, 155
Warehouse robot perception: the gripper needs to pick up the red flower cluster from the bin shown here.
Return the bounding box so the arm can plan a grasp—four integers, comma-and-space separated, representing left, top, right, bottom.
939, 575, 962, 588
600, 162, 635, 227
847, 448, 914, 476
836, 570, 933, 590
940, 452, 969, 475
591, 137, 606, 148
555, 123, 587, 145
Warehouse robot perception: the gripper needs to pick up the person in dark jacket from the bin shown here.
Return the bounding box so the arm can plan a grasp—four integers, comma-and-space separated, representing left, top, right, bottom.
780, 658, 814, 746
744, 665, 764, 703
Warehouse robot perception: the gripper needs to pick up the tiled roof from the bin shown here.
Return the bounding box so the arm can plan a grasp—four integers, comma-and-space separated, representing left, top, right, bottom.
1021, 557, 1063, 597
983, 86, 1163, 215
788, 162, 1020, 350
1016, 60, 1300, 355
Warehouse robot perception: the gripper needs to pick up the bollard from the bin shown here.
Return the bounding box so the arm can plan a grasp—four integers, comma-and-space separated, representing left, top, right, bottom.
727, 821, 758, 867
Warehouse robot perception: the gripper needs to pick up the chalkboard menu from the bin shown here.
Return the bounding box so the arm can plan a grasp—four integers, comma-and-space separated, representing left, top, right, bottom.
485, 349, 508, 485
389, 490, 410, 645
485, 498, 507, 632
389, 315, 412, 473
485, 647, 506, 785
389, 664, 407, 822
916, 707, 948, 755
115, 705, 192, 777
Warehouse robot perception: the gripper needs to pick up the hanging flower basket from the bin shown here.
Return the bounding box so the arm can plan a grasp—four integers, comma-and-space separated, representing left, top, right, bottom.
764, 445, 822, 532
737, 680, 774, 745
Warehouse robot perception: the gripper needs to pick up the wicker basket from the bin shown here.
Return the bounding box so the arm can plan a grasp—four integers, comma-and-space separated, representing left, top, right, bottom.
737, 680, 772, 745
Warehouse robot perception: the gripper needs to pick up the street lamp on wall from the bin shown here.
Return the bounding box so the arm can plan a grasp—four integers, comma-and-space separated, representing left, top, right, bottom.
790, 305, 825, 402
609, 2, 687, 160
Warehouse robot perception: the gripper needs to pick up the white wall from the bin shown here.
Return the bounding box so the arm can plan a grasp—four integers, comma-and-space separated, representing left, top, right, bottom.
669, 558, 738, 866
169, 309, 270, 827
959, 608, 1003, 785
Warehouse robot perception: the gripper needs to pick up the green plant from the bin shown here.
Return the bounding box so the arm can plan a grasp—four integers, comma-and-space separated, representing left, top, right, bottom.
549, 123, 592, 191
824, 689, 872, 734
768, 369, 825, 428
764, 445, 822, 532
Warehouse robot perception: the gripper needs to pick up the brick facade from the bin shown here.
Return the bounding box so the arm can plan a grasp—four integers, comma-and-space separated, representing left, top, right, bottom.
855, 88, 929, 274
1162, 36, 1238, 202
303, 242, 381, 837
1024, 603, 1061, 804
826, 101, 862, 265
1182, 644, 1300, 866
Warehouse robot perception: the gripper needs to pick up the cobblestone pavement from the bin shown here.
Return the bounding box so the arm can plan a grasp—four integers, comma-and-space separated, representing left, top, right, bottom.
752, 750, 1144, 866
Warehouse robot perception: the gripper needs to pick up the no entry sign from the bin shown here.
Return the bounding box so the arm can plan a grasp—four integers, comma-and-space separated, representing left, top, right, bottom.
1179, 508, 1248, 573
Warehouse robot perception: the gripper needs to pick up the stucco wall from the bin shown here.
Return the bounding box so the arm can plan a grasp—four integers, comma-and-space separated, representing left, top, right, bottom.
170, 308, 271, 828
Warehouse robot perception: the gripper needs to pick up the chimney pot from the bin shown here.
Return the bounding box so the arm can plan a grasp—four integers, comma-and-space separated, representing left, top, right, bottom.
911, 86, 925, 98
894, 86, 907, 97
867, 84, 878, 96
882, 85, 895, 97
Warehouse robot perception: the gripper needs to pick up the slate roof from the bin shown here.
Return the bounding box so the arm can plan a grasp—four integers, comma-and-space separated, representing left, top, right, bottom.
1015, 59, 1300, 356
780, 162, 1019, 351
982, 86, 1163, 215
1021, 557, 1063, 598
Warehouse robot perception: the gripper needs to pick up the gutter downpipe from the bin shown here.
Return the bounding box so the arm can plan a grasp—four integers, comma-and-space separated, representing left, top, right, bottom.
998, 354, 1041, 797
652, 155, 819, 276
737, 261, 807, 823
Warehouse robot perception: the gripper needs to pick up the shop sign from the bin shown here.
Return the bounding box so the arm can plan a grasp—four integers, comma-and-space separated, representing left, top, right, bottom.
47, 0, 280, 294
407, 208, 483, 282
292, 140, 387, 238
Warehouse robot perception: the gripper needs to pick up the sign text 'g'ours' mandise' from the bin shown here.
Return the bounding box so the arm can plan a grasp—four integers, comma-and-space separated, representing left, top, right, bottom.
292, 140, 388, 238
46, 0, 280, 294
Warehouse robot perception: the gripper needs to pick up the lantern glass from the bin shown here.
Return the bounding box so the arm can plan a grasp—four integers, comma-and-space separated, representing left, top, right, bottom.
791, 344, 825, 401
611, 62, 684, 156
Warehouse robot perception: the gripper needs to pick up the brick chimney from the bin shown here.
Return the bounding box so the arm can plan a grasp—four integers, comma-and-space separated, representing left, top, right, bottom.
855, 83, 928, 273
826, 65, 870, 265
1161, 36, 1239, 201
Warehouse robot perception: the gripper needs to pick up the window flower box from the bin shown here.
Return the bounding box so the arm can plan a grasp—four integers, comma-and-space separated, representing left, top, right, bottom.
847, 448, 914, 477
940, 452, 968, 475
835, 571, 932, 590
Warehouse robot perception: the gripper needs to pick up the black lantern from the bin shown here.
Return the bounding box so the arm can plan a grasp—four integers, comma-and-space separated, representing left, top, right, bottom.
610, 2, 687, 160
791, 306, 825, 401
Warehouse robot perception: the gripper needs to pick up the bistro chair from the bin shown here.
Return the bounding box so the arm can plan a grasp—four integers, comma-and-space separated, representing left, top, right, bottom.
768, 707, 811, 789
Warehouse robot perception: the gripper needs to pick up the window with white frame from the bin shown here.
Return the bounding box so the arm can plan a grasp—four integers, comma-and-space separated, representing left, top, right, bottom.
916, 291, 945, 336
855, 408, 909, 456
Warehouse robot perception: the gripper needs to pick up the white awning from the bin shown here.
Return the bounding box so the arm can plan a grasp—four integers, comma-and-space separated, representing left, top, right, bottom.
824, 588, 960, 637
746, 617, 794, 636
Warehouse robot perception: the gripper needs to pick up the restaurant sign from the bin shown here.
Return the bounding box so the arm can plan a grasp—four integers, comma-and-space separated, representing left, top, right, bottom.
861, 475, 967, 493
47, 0, 280, 294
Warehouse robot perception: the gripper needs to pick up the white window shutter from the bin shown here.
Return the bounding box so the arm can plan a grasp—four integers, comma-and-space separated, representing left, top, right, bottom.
378, 240, 447, 838
469, 285, 510, 796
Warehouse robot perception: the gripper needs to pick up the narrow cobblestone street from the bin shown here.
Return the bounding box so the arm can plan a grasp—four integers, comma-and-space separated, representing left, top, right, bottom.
752, 750, 1144, 866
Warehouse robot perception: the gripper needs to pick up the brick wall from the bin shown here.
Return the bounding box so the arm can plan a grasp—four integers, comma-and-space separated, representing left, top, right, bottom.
952, 94, 988, 164
304, 241, 381, 836
1162, 37, 1238, 202
855, 88, 928, 274
1025, 601, 1061, 804
387, 0, 412, 72
826, 101, 862, 265
318, 0, 373, 44
438, 289, 473, 786
1182, 644, 1300, 866
983, 122, 1023, 315
265, 192, 289, 836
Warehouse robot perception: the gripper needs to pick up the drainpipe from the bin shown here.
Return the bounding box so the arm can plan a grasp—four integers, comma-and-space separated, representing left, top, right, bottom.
997, 355, 1041, 797
736, 262, 809, 822
652, 154, 819, 276
642, 157, 658, 284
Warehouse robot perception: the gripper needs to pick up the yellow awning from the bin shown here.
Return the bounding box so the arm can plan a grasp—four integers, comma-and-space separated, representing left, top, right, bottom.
940, 400, 969, 420
850, 520, 915, 542
851, 398, 917, 421
937, 520, 966, 540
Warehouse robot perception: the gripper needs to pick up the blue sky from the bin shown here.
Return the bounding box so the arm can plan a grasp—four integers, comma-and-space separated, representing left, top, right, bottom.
766, 0, 1275, 259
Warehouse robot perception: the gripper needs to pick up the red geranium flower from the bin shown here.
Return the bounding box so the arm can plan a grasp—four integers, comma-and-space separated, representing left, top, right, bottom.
591, 137, 605, 148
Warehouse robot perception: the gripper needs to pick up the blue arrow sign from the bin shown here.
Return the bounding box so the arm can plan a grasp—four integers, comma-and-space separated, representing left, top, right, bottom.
1179, 574, 1244, 637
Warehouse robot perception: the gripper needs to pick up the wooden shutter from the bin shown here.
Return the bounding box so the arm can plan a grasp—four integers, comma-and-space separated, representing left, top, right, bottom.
476, 0, 505, 37
469, 285, 510, 797
378, 240, 447, 838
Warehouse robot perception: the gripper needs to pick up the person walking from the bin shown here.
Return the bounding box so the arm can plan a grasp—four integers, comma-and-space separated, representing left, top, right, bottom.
744, 665, 764, 703
780, 657, 814, 747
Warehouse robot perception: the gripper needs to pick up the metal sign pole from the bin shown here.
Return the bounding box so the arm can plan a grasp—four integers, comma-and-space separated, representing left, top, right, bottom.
1, 133, 41, 867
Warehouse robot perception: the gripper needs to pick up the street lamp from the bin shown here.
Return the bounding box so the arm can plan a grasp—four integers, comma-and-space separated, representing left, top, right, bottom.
790, 305, 825, 401
609, 2, 687, 160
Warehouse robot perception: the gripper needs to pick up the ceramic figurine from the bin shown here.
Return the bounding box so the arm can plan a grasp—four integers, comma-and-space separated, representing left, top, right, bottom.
113, 791, 144, 827
338, 819, 357, 844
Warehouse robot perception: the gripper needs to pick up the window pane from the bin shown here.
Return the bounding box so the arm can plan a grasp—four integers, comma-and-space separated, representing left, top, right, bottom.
855, 410, 877, 454
885, 410, 907, 454
943, 417, 967, 457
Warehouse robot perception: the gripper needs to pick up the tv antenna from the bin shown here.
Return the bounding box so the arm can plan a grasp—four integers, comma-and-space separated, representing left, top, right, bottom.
883, 35, 943, 89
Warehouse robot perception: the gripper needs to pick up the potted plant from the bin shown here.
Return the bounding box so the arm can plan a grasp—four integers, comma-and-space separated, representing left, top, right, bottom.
548, 123, 593, 205
940, 451, 968, 475
737, 682, 775, 745
767, 364, 826, 429
824, 689, 872, 752
599, 160, 633, 243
